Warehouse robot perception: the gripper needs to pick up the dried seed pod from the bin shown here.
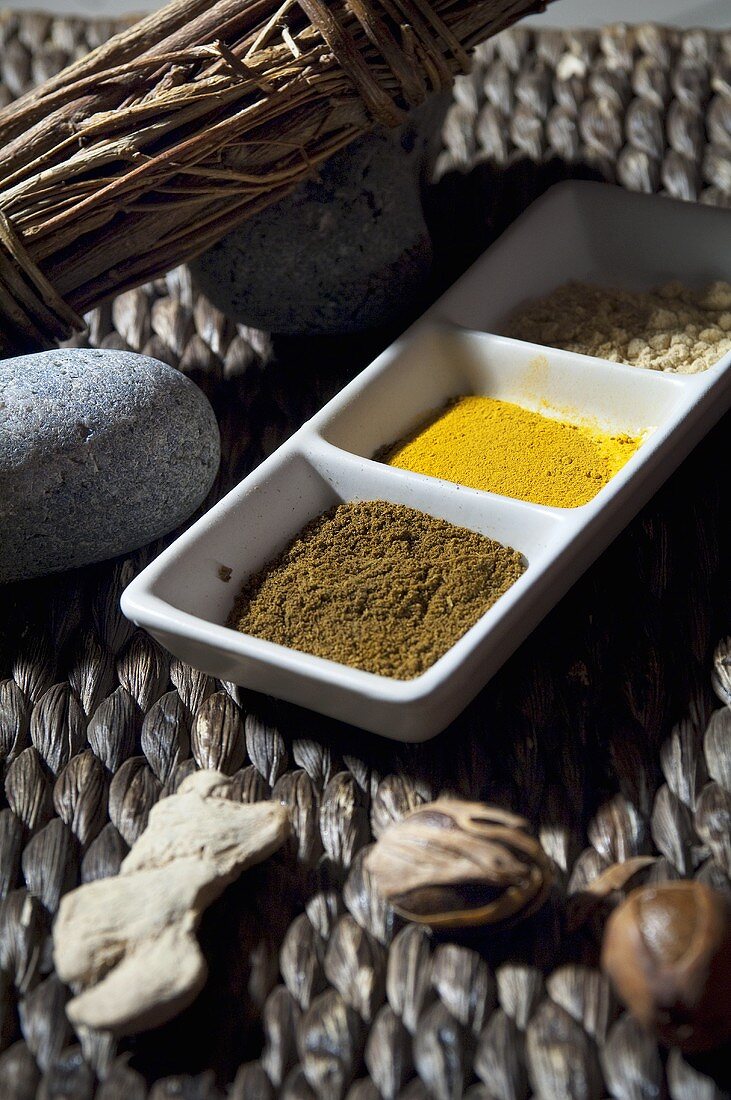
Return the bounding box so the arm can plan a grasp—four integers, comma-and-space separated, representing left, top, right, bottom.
169, 659, 215, 717
112, 288, 150, 351
474, 1009, 527, 1099
546, 965, 615, 1045
53, 749, 107, 850
116, 630, 169, 712
80, 823, 128, 884
704, 707, 731, 792
483, 58, 513, 115
305, 859, 344, 941
615, 144, 659, 193
515, 59, 552, 117
191, 692, 245, 774
30, 684, 86, 775
37, 1043, 95, 1100
707, 94, 731, 151
150, 296, 193, 358
579, 97, 624, 161
21, 818, 77, 914
703, 143, 731, 192
546, 104, 581, 161
140, 691, 191, 783
12, 633, 56, 706
661, 718, 708, 810
320, 772, 370, 870
342, 846, 398, 947
601, 881, 731, 1052
323, 914, 385, 1022
667, 99, 704, 161
0, 809, 24, 899
261, 985, 301, 1088
92, 560, 136, 654
496, 962, 544, 1029
363, 1009, 413, 1097
625, 97, 664, 158
590, 64, 631, 112
280, 913, 326, 1011
370, 774, 427, 839
141, 334, 176, 369
509, 103, 544, 160
223, 334, 258, 380
588, 794, 647, 864
662, 149, 699, 202
0, 679, 30, 763
601, 1013, 663, 1100
632, 57, 669, 108
179, 334, 221, 376
193, 297, 232, 359
365, 799, 553, 930
525, 1001, 602, 1100
413, 1000, 468, 1100
273, 770, 322, 868
651, 786, 697, 875
0, 888, 46, 994
227, 764, 270, 804
475, 102, 509, 163
5, 747, 53, 834
108, 756, 161, 847
386, 925, 433, 1033
297, 990, 365, 1100
87, 687, 142, 774
431, 943, 495, 1034
245, 714, 288, 786
0, 1040, 41, 1100
291, 739, 337, 792
497, 24, 530, 72
18, 974, 71, 1073
68, 631, 115, 719
535, 28, 564, 68
694, 782, 731, 876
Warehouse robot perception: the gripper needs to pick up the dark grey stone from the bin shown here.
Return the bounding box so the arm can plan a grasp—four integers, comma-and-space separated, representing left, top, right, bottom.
0, 349, 220, 583
191, 96, 448, 335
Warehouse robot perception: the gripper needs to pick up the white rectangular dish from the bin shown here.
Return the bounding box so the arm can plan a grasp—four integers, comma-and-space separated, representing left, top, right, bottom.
121, 181, 731, 742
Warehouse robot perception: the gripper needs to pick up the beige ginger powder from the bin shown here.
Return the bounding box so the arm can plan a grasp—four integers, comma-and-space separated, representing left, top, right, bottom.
503, 280, 731, 373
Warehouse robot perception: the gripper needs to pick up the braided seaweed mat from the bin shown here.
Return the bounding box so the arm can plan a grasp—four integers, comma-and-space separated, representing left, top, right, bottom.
1, 12, 731, 1100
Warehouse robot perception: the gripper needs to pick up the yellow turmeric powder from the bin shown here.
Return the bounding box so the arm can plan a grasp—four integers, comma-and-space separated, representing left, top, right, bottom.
381, 396, 642, 508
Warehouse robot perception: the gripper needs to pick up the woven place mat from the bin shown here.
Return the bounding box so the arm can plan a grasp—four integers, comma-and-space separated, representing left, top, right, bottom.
1, 11, 731, 1100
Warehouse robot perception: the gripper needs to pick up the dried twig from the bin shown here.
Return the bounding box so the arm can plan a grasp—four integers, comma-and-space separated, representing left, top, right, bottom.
0, 0, 547, 353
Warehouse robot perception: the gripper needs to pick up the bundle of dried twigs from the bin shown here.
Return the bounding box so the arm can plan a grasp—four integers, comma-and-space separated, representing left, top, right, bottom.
0, 0, 547, 354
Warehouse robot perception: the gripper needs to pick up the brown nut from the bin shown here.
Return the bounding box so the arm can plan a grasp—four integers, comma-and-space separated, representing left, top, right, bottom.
601, 881, 731, 1053
364, 798, 553, 930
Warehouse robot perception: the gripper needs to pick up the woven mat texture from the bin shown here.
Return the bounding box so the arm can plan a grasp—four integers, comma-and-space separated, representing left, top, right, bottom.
0, 11, 731, 1100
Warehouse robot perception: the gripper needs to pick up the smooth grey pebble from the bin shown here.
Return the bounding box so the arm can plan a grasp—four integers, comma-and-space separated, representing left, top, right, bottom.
0, 348, 220, 583
192, 96, 448, 335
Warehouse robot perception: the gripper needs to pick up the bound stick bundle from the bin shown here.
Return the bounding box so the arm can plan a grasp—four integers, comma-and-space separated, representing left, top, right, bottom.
0, 0, 546, 354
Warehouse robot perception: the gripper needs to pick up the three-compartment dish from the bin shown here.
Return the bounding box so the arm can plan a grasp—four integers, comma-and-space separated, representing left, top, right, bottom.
122, 182, 731, 741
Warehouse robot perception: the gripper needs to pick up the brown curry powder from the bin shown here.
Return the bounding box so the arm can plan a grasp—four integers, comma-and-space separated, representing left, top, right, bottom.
227, 500, 525, 680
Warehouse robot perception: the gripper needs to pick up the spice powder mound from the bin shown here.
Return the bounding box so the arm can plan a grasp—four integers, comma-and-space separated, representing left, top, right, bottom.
227, 501, 525, 680
381, 396, 642, 509
502, 279, 731, 373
